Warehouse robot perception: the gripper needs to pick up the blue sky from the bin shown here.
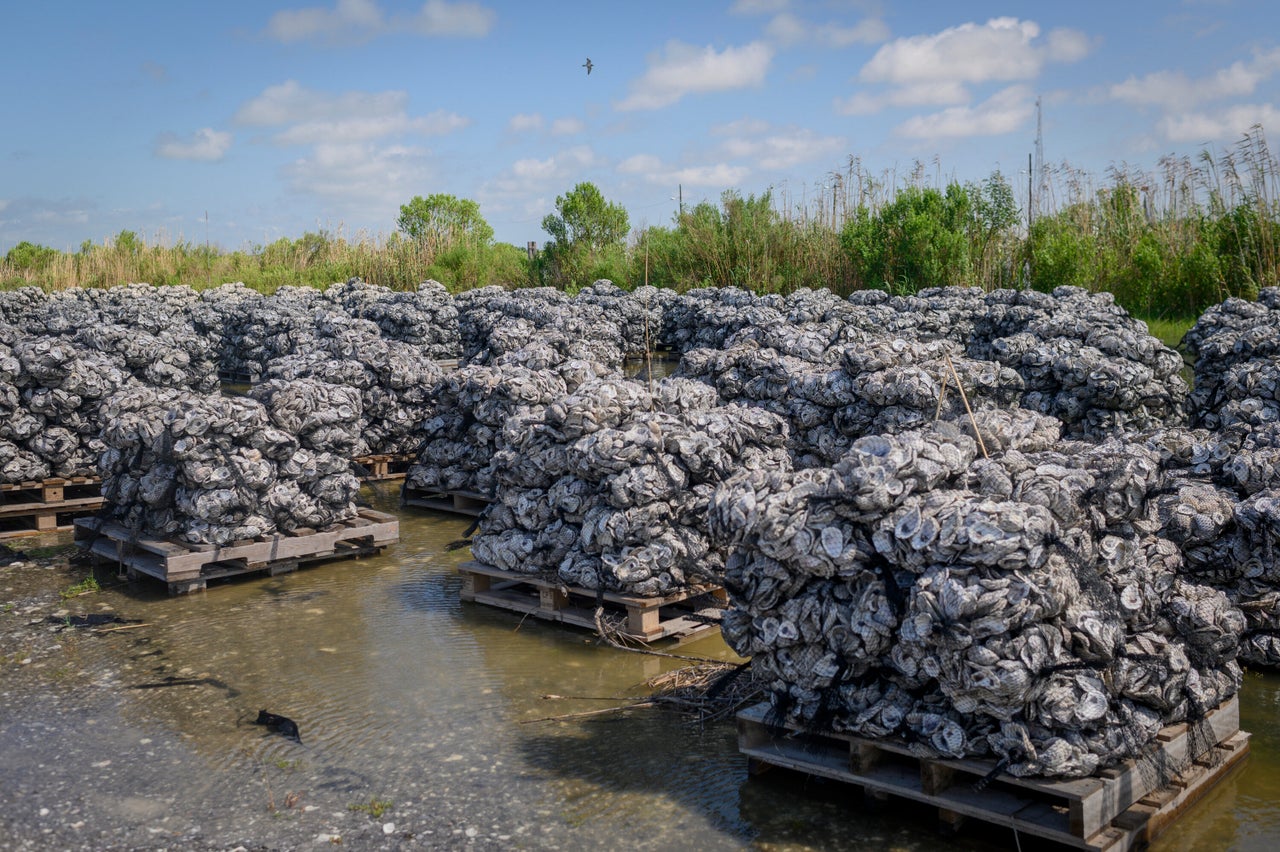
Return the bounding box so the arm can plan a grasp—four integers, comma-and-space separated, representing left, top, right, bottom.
3, 0, 1278, 254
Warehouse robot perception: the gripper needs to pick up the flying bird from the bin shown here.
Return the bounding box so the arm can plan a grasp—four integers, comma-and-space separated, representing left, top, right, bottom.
583, 57, 593, 75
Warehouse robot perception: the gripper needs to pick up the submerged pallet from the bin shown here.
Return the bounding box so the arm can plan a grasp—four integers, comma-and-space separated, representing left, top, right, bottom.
0, 476, 104, 540
737, 698, 1249, 852
217, 368, 261, 385
401, 485, 490, 517
458, 560, 727, 645
354, 453, 416, 482
73, 508, 399, 594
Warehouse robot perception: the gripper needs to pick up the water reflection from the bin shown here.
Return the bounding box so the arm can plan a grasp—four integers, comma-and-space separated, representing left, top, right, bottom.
47, 480, 1280, 851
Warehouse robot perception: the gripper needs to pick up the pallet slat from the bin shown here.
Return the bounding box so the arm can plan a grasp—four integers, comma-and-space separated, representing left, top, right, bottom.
458, 560, 727, 646
0, 477, 105, 540
353, 453, 416, 482
73, 508, 399, 594
737, 699, 1248, 852
401, 486, 490, 517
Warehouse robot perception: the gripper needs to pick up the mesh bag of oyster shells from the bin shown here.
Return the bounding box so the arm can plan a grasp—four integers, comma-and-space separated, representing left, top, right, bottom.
454, 286, 630, 369
708, 410, 1244, 778
97, 384, 358, 546
1184, 287, 1280, 431
323, 277, 460, 359
469, 374, 791, 597
675, 336, 1025, 467
405, 358, 570, 497
263, 335, 445, 456
0, 333, 137, 482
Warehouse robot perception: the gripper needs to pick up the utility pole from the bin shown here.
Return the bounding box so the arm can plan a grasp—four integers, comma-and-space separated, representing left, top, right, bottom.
205, 210, 211, 288
1034, 95, 1046, 219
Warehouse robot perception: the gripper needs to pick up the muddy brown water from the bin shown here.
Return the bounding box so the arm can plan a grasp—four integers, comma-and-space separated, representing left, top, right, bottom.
1, 485, 1278, 851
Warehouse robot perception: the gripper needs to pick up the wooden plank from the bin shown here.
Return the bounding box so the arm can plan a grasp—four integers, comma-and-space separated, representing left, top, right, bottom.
456, 561, 725, 646
73, 509, 398, 589
736, 701, 1248, 852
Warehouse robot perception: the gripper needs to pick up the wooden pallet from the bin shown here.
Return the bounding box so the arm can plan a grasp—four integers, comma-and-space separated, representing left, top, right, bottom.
737, 698, 1249, 852
73, 508, 399, 594
353, 453, 416, 482
0, 476, 104, 540
401, 485, 490, 517
458, 560, 728, 645
217, 368, 261, 385
434, 358, 460, 370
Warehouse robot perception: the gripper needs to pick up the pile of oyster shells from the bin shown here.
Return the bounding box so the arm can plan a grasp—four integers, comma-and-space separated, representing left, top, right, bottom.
96, 385, 359, 546
676, 337, 1025, 467
262, 334, 446, 457
405, 355, 574, 497
454, 285, 633, 369
193, 279, 460, 379
0, 285, 221, 483
671, 286, 1189, 451
470, 374, 790, 596
708, 408, 1244, 778
1146, 287, 1280, 668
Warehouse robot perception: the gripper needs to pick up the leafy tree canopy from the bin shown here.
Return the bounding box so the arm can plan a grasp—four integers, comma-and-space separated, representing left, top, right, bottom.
397, 194, 494, 248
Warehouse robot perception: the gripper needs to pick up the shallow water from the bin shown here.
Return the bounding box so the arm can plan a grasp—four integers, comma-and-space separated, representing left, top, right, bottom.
7, 484, 1280, 850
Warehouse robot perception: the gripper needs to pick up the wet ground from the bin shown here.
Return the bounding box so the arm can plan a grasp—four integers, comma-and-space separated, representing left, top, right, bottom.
1, 484, 1277, 851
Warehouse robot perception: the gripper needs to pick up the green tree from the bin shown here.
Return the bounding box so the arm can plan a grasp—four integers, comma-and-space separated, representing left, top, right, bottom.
538, 182, 630, 290
3, 241, 61, 271
397, 194, 494, 252
841, 183, 973, 292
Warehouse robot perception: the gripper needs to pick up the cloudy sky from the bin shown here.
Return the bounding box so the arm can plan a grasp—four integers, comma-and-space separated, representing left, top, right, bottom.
3, 0, 1278, 254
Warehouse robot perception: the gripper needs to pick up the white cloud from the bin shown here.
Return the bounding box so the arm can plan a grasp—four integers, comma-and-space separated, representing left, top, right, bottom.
282, 141, 432, 215
232, 81, 469, 217
235, 81, 468, 146
720, 127, 847, 170
861, 18, 1089, 86
895, 85, 1033, 138
731, 0, 790, 13
618, 154, 664, 174
273, 110, 468, 145
669, 163, 752, 186
764, 12, 888, 48
265, 0, 384, 44
401, 0, 494, 36
1110, 47, 1280, 110
616, 40, 774, 111
508, 113, 544, 132
1159, 103, 1280, 143
836, 80, 969, 114
487, 146, 600, 194
265, 0, 493, 44
155, 128, 233, 161
550, 117, 585, 136
711, 117, 772, 137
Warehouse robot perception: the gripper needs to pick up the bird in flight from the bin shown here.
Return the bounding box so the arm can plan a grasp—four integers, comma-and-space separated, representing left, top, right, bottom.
583, 57, 593, 75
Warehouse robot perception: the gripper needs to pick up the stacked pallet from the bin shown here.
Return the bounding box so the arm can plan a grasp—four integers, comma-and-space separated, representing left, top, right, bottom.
738, 696, 1248, 851
75, 507, 398, 594
0, 476, 103, 539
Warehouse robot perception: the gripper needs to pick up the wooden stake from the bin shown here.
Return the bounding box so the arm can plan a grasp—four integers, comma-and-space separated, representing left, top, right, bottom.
944, 353, 989, 459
